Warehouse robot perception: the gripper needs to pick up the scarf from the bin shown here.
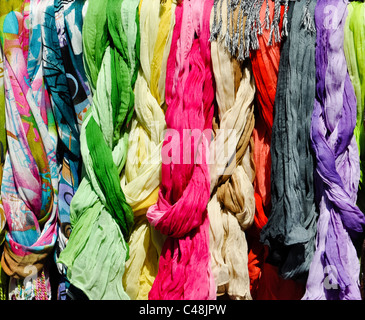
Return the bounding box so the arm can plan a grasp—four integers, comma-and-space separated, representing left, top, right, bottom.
40, 0, 92, 299
0, 0, 59, 299
302, 0, 365, 300
244, 0, 305, 299
208, 0, 256, 299
260, 0, 318, 282
146, 0, 216, 300
57, 0, 140, 299
343, 0, 365, 297
121, 0, 176, 300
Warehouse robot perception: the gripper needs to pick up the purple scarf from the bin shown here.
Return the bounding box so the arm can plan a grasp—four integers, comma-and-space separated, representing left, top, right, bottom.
303, 0, 365, 300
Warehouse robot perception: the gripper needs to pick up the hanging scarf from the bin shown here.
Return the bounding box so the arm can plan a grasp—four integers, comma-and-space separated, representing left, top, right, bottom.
302, 0, 365, 300
40, 0, 92, 300
241, 0, 305, 299
0, 0, 59, 299
343, 1, 365, 298
208, 0, 256, 300
146, 0, 216, 300
344, 1, 365, 213
121, 0, 176, 300
260, 0, 318, 282
57, 0, 139, 299
0, 5, 9, 300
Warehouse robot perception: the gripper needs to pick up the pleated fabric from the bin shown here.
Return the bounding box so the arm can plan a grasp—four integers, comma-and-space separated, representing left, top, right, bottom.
343, 1, 365, 297
246, 0, 306, 299
208, 0, 256, 300
0, 0, 59, 299
121, 0, 176, 300
57, 0, 140, 299
344, 2, 365, 213
302, 0, 365, 300
40, 0, 92, 299
260, 0, 318, 282
146, 0, 216, 300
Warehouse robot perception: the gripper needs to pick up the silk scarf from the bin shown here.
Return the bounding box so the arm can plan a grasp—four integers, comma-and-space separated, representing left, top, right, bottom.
57, 0, 139, 299
303, 0, 365, 300
146, 0, 216, 300
0, 0, 59, 299
121, 0, 176, 300
208, 0, 256, 300
260, 0, 318, 282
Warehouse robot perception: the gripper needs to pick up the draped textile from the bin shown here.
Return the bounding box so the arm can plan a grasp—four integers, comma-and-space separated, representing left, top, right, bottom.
57, 0, 139, 299
146, 0, 216, 300
0, 0, 59, 299
40, 0, 92, 299
246, 0, 306, 299
208, 0, 256, 300
260, 0, 318, 282
121, 0, 176, 300
302, 0, 365, 300
343, 1, 365, 297
344, 1, 365, 213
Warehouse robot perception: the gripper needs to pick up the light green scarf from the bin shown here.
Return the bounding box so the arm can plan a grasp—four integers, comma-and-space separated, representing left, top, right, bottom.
58, 0, 140, 300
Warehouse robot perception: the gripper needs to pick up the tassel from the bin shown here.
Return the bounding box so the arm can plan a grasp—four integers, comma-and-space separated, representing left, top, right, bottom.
209, 0, 220, 42
263, 0, 270, 30
301, 0, 315, 33
281, 0, 289, 37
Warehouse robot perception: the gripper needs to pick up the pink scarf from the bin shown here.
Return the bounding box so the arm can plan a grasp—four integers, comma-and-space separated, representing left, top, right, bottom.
146, 0, 216, 300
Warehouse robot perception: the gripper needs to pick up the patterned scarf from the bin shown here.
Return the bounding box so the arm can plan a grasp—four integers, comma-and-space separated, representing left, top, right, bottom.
0, 0, 59, 299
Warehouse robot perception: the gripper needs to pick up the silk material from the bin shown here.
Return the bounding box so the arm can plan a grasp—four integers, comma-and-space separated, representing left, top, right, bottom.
0, 0, 58, 299
246, 0, 305, 300
57, 0, 140, 300
260, 0, 318, 281
208, 0, 256, 300
146, 0, 216, 300
121, 0, 176, 300
303, 0, 365, 300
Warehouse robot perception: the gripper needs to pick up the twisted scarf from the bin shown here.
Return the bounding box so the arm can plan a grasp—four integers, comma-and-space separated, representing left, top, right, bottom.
208, 0, 256, 300
343, 1, 365, 297
0, 0, 59, 299
303, 0, 365, 300
146, 0, 216, 300
121, 0, 176, 300
245, 0, 305, 299
260, 0, 318, 282
344, 1, 365, 214
57, 0, 139, 299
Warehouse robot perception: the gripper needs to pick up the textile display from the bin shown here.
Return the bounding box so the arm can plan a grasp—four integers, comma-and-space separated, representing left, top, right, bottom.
0, 0, 364, 301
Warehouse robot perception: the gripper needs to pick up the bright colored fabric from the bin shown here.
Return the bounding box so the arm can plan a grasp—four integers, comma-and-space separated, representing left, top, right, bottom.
208, 0, 256, 300
344, 1, 365, 213
57, 0, 140, 300
146, 0, 216, 300
0, 0, 59, 299
246, 0, 306, 300
260, 0, 318, 281
302, 0, 365, 300
121, 0, 176, 300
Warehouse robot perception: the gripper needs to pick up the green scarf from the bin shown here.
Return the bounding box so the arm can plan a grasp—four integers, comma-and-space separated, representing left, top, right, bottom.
58, 0, 140, 300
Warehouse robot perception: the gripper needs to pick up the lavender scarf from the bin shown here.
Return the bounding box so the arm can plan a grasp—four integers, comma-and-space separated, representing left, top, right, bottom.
303, 0, 365, 300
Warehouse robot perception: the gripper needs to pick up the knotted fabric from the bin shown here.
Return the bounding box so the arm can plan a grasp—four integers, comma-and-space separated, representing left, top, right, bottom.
0, 0, 59, 299
344, 1, 365, 213
57, 0, 139, 299
121, 0, 176, 300
343, 1, 365, 297
260, 0, 318, 282
208, 0, 256, 300
302, 0, 365, 300
146, 0, 216, 300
